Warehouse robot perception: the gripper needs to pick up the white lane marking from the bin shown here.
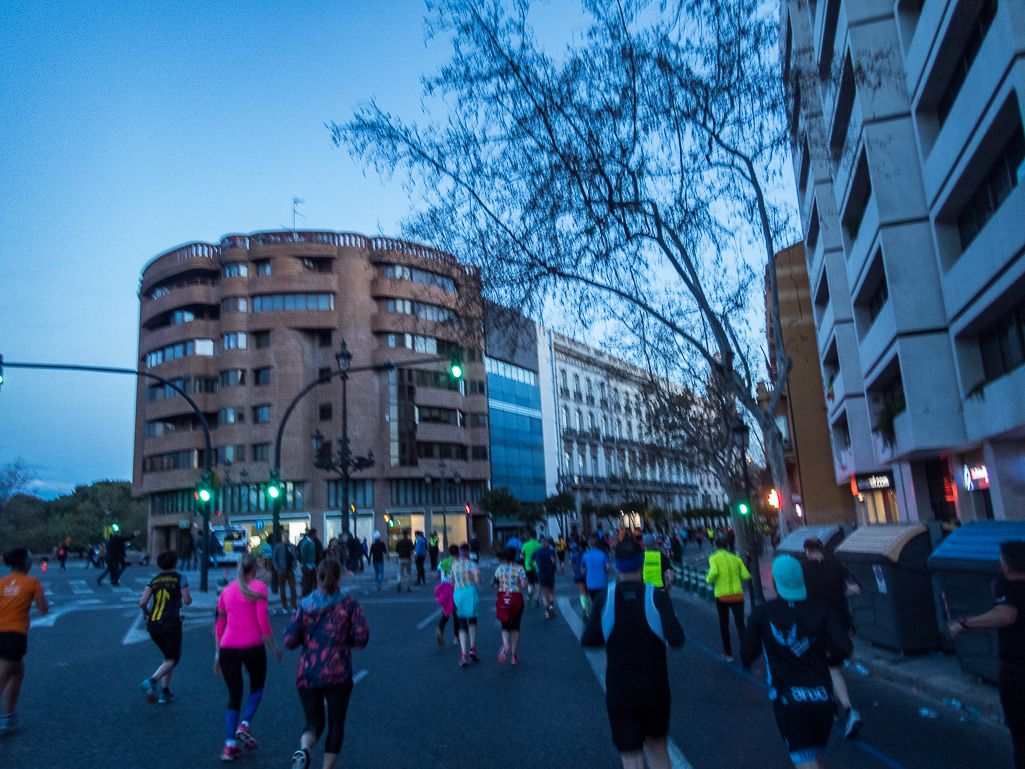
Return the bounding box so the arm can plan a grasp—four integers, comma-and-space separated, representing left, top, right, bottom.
69, 580, 93, 594
121, 596, 142, 602
557, 597, 694, 769
79, 599, 102, 605
111, 585, 132, 593
353, 669, 368, 684
123, 613, 149, 645
44, 589, 53, 596
417, 608, 442, 629
31, 606, 72, 628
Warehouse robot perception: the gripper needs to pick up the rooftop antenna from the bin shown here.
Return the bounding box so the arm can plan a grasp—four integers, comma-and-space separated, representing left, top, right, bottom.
285, 197, 306, 240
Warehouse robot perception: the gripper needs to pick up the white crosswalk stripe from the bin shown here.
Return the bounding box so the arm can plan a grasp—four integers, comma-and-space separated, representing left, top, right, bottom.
69, 580, 93, 595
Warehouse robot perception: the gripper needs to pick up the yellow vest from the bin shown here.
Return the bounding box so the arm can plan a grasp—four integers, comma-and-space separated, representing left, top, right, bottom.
643, 550, 663, 588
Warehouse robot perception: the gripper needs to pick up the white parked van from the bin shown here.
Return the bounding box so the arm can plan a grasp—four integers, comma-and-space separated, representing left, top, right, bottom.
210, 526, 249, 566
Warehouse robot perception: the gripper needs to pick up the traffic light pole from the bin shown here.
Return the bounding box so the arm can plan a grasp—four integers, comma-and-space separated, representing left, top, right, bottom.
739, 457, 766, 605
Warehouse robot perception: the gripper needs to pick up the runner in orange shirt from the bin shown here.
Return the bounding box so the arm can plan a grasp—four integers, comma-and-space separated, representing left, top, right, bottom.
0, 549, 49, 733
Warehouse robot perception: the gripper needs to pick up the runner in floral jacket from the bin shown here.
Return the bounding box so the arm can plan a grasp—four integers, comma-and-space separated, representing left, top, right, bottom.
284, 558, 369, 769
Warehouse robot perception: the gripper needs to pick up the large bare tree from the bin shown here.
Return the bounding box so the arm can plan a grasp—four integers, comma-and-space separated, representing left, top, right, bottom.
334, 0, 801, 534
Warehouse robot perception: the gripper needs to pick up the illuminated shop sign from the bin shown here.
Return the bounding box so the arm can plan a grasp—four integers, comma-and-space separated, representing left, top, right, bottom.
962, 464, 989, 491
851, 473, 894, 495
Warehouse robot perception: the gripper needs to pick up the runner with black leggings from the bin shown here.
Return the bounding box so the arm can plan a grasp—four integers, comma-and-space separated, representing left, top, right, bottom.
284, 558, 369, 769
214, 554, 282, 762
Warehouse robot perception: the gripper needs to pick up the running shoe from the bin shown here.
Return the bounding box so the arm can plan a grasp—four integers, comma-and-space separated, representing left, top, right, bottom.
498, 645, 508, 664
459, 654, 469, 667
139, 678, 158, 704
158, 690, 176, 704
720, 654, 734, 663
436, 627, 444, 646
291, 747, 311, 769
469, 647, 479, 662
844, 709, 862, 739
511, 654, 520, 665
220, 743, 242, 762
452, 636, 460, 645
235, 722, 259, 751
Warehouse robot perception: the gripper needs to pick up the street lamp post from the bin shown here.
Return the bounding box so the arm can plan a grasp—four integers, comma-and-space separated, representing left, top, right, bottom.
311, 342, 375, 537
732, 423, 765, 605
439, 460, 449, 550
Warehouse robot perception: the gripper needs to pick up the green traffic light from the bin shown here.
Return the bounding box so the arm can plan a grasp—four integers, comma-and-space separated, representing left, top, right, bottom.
198, 488, 212, 503
111, 523, 120, 532
267, 484, 280, 500
737, 502, 750, 516
450, 364, 463, 379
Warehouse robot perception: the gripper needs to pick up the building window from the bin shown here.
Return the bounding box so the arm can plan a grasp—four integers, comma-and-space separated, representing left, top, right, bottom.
222, 297, 248, 313
318, 367, 332, 383
469, 413, 488, 428
327, 479, 374, 508
223, 263, 249, 278
483, 356, 538, 385
867, 276, 889, 323
255, 260, 271, 276
254, 367, 271, 386
170, 309, 194, 325
466, 380, 486, 395
222, 332, 247, 350
386, 298, 412, 314
253, 405, 270, 423
472, 446, 488, 461
560, 370, 567, 388
218, 407, 245, 426
252, 293, 334, 312
317, 330, 332, 348
195, 376, 218, 394
563, 406, 570, 429
217, 445, 245, 464
936, 0, 998, 126
319, 403, 333, 421
145, 339, 214, 369
382, 264, 457, 293
575, 409, 583, 430
957, 121, 1025, 251
220, 369, 245, 388
251, 443, 270, 463
979, 298, 1025, 382
254, 330, 271, 348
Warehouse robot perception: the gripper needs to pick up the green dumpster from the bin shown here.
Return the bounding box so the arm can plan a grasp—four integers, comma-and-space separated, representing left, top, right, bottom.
927, 521, 1025, 684
834, 524, 941, 653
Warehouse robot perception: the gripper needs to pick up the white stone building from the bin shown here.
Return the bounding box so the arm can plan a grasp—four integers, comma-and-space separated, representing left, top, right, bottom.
780, 0, 1025, 525
536, 328, 727, 532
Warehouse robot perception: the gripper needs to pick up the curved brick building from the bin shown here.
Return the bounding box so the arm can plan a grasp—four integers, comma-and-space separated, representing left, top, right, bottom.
133, 230, 490, 554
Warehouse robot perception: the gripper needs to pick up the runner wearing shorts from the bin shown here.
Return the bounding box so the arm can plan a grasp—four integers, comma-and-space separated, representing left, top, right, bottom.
493, 548, 527, 664
450, 545, 481, 668
531, 539, 558, 618
556, 535, 566, 574
520, 534, 542, 608
741, 556, 853, 769
139, 551, 192, 704
0, 548, 48, 733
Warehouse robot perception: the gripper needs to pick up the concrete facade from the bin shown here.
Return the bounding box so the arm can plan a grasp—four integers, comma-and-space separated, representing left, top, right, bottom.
781, 0, 1025, 525
133, 231, 490, 553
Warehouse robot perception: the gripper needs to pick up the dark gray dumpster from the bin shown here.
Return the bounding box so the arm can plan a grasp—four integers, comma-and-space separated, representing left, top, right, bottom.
927, 521, 1025, 683
777, 525, 846, 558
834, 524, 941, 653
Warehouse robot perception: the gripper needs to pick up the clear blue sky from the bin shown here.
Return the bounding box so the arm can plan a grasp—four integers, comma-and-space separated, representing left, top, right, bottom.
0, 0, 594, 497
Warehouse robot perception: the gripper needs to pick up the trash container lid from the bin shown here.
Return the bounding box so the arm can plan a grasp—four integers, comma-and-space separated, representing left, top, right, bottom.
835, 524, 927, 562
777, 525, 843, 554
927, 522, 1025, 566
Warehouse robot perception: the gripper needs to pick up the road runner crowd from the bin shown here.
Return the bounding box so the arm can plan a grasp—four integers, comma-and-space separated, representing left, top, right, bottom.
1, 527, 1023, 769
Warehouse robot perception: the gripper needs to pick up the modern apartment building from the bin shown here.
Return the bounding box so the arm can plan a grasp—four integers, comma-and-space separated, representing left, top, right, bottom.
780, 0, 1025, 525
133, 230, 491, 553
760, 243, 858, 525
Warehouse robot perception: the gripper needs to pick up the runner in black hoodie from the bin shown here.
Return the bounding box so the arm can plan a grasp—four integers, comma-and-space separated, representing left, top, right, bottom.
741, 555, 853, 769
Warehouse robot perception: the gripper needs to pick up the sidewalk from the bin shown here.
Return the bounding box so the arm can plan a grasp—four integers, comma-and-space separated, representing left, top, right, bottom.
677, 550, 1006, 728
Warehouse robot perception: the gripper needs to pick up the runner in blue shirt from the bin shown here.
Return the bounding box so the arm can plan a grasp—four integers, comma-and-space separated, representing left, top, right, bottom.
582, 535, 610, 619
505, 533, 523, 562
570, 537, 589, 619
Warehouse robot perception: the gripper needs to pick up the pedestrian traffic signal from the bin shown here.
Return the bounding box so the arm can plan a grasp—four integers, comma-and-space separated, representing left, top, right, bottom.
111, 522, 120, 532
735, 500, 751, 516
767, 489, 780, 509
195, 471, 213, 506
449, 350, 463, 379
465, 504, 471, 516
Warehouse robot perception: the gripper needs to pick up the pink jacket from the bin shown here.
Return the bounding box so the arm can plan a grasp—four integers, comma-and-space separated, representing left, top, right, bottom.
216, 580, 272, 648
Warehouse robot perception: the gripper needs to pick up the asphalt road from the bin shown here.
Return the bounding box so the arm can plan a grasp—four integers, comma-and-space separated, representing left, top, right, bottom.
0, 563, 1015, 769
